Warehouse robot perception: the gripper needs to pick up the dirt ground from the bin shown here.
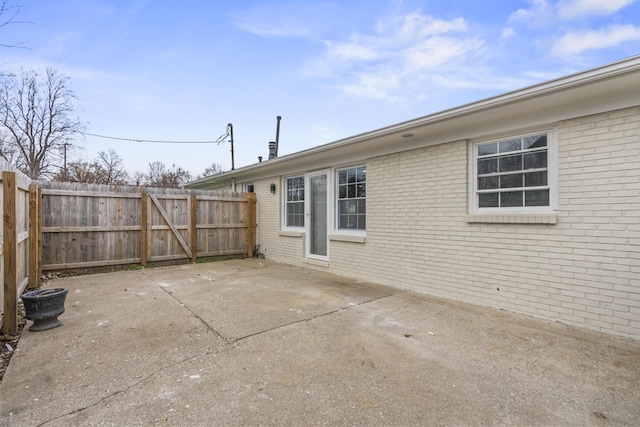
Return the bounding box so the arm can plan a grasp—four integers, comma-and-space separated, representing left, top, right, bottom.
0, 304, 26, 383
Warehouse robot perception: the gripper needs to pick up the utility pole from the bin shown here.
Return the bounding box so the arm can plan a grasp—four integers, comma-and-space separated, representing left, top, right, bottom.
227, 123, 235, 170
63, 143, 68, 181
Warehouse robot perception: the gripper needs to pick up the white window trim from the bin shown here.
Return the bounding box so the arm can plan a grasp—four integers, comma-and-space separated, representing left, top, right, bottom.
280, 165, 367, 240
334, 164, 367, 236
468, 128, 558, 216
282, 174, 305, 231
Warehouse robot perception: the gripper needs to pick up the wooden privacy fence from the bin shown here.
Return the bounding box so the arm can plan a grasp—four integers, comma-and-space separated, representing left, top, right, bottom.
1, 178, 256, 334
1, 162, 40, 335
39, 182, 256, 270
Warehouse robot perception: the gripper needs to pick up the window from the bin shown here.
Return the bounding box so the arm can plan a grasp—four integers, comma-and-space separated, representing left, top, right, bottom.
244, 183, 254, 192
336, 165, 366, 230
285, 176, 304, 227
474, 132, 552, 210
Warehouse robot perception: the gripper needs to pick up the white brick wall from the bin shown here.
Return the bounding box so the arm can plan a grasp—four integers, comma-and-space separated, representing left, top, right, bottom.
253, 179, 305, 262
251, 106, 640, 338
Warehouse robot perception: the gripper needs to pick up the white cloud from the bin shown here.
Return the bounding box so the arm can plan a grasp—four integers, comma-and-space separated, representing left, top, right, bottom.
231, 4, 315, 38
551, 24, 640, 55
557, 0, 636, 18
500, 28, 517, 40
383, 13, 468, 40
404, 37, 480, 71
324, 39, 381, 62
302, 11, 485, 101
509, 0, 554, 24
510, 0, 636, 23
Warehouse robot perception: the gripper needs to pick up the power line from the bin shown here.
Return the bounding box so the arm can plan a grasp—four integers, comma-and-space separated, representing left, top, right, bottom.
83, 132, 229, 144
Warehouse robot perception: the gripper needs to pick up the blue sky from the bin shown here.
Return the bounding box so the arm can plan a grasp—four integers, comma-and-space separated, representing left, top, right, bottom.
1, 0, 639, 177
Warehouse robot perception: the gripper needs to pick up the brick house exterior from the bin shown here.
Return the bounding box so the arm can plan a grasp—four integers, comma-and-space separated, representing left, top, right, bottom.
188, 57, 640, 338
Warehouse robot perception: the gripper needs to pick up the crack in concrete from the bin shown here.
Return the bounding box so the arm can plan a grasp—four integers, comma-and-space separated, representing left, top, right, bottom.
36, 346, 223, 427
231, 290, 407, 343
142, 271, 226, 340
36, 370, 154, 427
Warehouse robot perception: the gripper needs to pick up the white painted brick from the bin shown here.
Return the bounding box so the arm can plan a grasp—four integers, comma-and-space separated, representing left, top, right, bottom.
248, 106, 640, 339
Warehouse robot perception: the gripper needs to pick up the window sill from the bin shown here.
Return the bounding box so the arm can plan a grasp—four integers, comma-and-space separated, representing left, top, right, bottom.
329, 234, 366, 243
466, 213, 557, 224
279, 230, 304, 238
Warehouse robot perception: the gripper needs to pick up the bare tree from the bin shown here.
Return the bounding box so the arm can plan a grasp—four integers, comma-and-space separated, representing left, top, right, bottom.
53, 159, 98, 183
53, 149, 129, 184
196, 162, 224, 179
0, 1, 28, 50
96, 148, 129, 184
133, 170, 145, 186
0, 68, 84, 179
137, 161, 192, 188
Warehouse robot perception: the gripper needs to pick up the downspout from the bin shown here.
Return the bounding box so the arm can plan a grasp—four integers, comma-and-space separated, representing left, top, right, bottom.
231, 178, 236, 192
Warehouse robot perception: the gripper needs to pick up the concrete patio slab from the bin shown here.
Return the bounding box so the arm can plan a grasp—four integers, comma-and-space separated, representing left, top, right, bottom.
1, 259, 639, 426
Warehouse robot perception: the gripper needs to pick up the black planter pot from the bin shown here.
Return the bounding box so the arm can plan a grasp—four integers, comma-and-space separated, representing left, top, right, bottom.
22, 288, 69, 332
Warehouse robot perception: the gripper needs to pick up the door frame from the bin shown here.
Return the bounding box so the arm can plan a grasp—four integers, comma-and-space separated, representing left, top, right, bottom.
305, 169, 331, 261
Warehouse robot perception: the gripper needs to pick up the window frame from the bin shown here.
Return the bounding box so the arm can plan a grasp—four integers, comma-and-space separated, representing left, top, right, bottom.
282, 174, 305, 230
335, 164, 366, 235
469, 129, 558, 214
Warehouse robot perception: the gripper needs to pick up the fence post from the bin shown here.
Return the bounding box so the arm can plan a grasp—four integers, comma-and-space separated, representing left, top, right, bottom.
189, 194, 197, 263
37, 186, 42, 280
246, 192, 257, 257
2, 171, 18, 334
140, 190, 148, 266
28, 184, 40, 289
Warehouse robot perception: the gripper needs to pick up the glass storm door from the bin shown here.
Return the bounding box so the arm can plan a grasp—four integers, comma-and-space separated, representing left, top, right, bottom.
307, 171, 328, 259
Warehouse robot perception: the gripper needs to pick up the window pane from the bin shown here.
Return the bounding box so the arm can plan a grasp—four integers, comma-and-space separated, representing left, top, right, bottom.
499, 139, 521, 153
525, 189, 549, 206
524, 135, 547, 149
338, 171, 347, 185
478, 176, 498, 190
338, 184, 346, 199
356, 167, 366, 182
286, 177, 304, 202
499, 154, 522, 172
357, 199, 366, 214
357, 214, 366, 230
523, 151, 547, 169
478, 158, 497, 174
287, 201, 304, 227
356, 183, 365, 198
501, 191, 523, 207
524, 171, 547, 187
478, 142, 497, 156
348, 184, 356, 198
347, 169, 356, 183
339, 200, 349, 214
479, 193, 499, 207
500, 174, 523, 189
